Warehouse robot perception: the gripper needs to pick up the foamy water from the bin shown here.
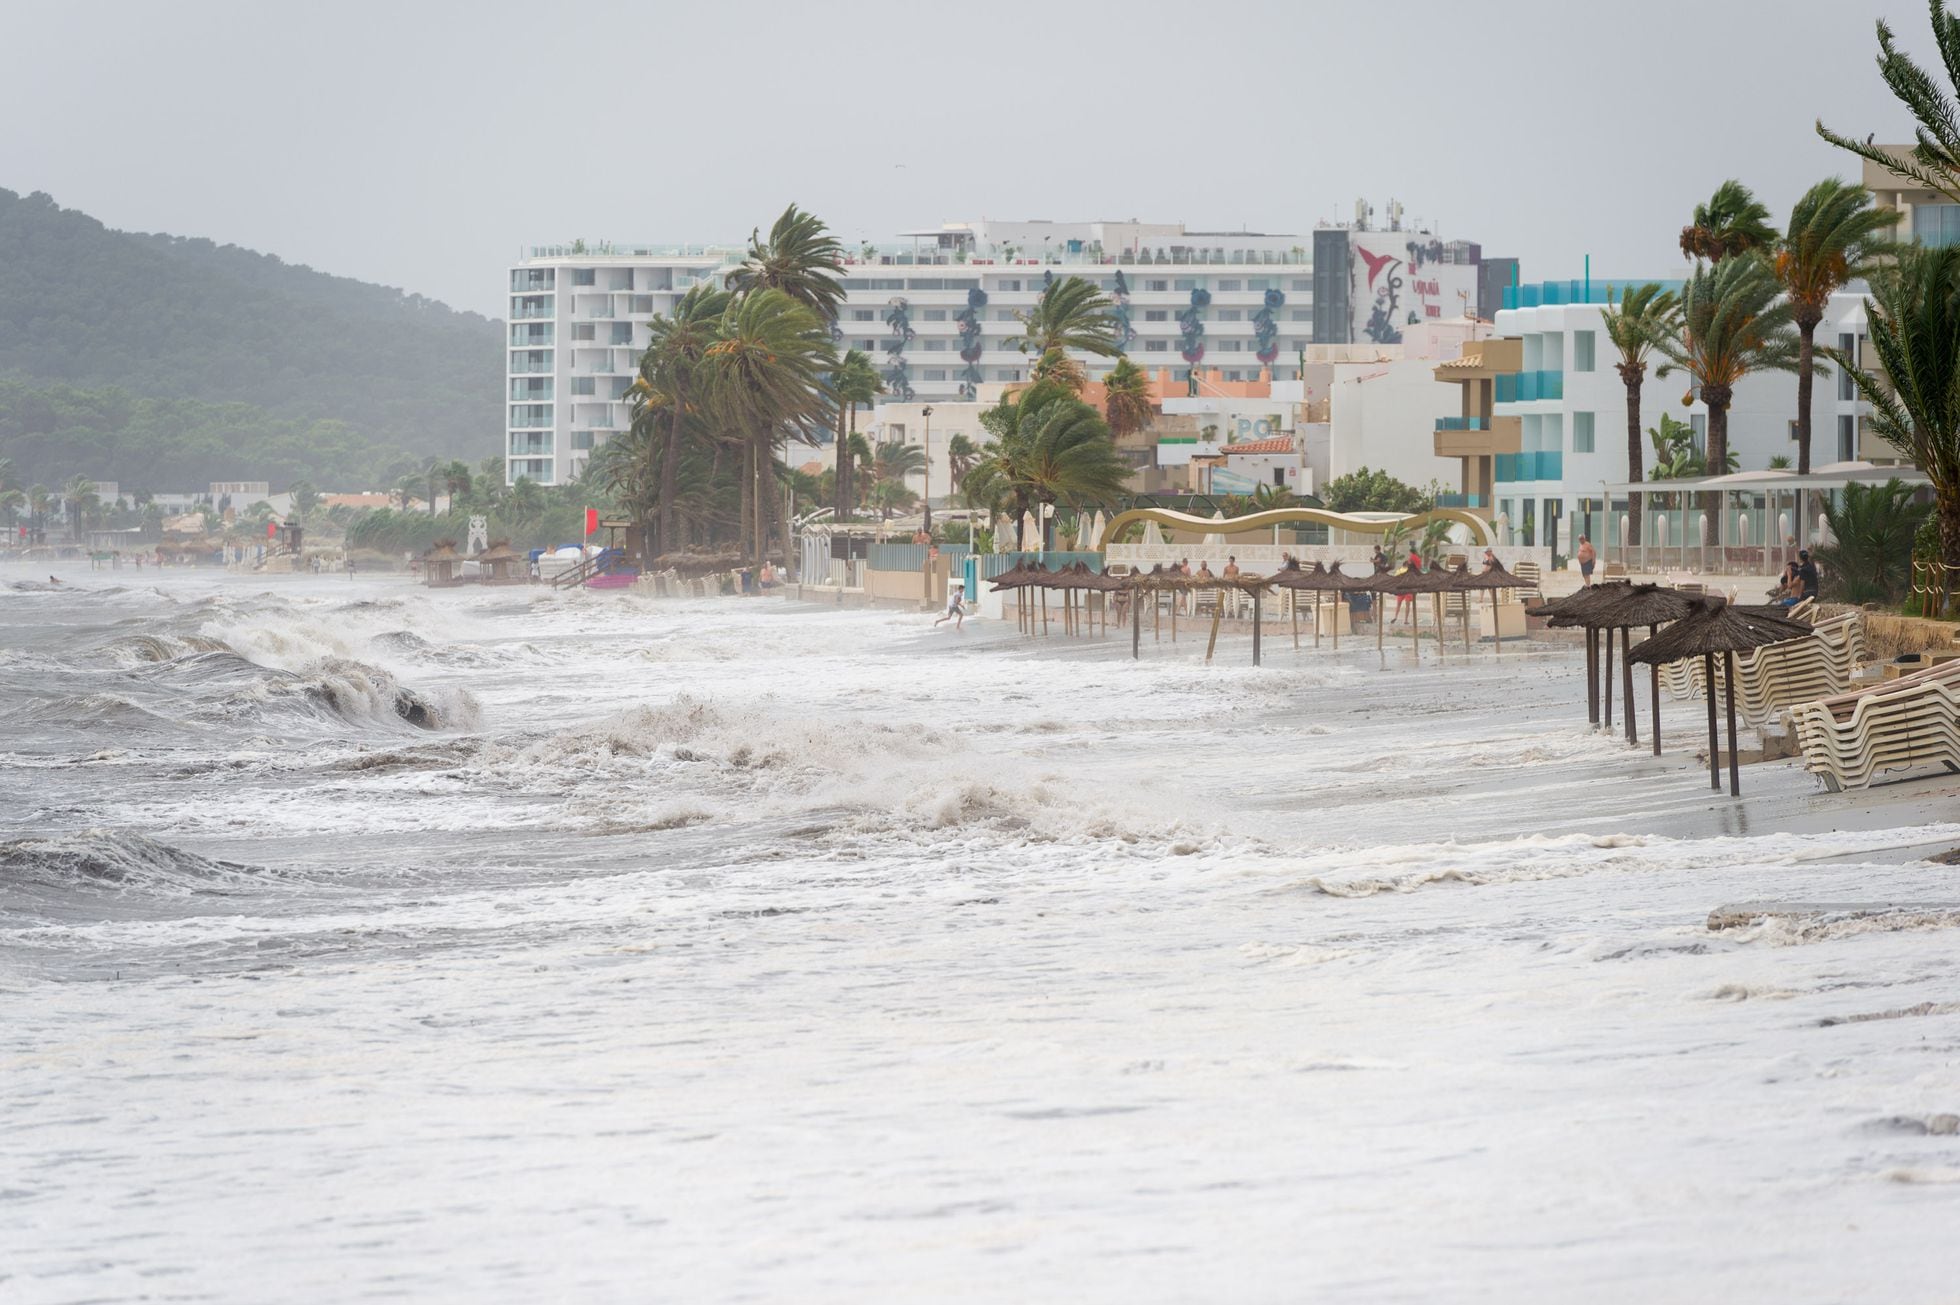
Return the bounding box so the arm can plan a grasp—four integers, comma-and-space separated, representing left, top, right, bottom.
4, 567, 1959, 1302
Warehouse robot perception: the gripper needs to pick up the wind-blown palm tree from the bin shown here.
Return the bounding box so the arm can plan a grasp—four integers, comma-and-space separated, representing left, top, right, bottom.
287, 480, 321, 524
1833, 244, 1960, 614
704, 288, 836, 563
726, 204, 847, 323
830, 348, 882, 521
1102, 356, 1154, 439
1680, 180, 1778, 263
973, 379, 1132, 548
27, 484, 51, 538
1656, 256, 1801, 542
1818, 2, 1960, 206
1013, 276, 1123, 386
62, 475, 98, 540
1813, 478, 1932, 604
1775, 178, 1899, 476
636, 283, 732, 556
867, 439, 926, 521
1599, 283, 1681, 545
441, 460, 474, 507
944, 434, 979, 494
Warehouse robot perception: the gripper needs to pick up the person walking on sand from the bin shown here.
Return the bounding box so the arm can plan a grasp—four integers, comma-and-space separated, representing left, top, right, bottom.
934, 579, 966, 630
1577, 534, 1596, 586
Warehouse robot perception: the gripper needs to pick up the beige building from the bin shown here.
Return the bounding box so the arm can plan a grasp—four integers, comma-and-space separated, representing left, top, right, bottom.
1431, 337, 1522, 511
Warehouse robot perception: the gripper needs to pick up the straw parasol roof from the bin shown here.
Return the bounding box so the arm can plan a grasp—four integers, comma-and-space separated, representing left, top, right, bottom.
476, 541, 522, 563
1266, 560, 1327, 591
1732, 603, 1812, 625
424, 541, 462, 562
1533, 579, 1633, 624
1369, 564, 1449, 595
1454, 559, 1530, 592
1552, 582, 1695, 630
1625, 597, 1812, 665
988, 559, 1036, 590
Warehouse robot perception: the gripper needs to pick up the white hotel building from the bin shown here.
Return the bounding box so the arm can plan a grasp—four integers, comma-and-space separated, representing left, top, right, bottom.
1482, 278, 1877, 557
503, 220, 1327, 486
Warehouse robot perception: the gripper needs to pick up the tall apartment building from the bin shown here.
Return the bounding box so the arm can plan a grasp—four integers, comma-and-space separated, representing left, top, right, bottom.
504, 220, 1329, 487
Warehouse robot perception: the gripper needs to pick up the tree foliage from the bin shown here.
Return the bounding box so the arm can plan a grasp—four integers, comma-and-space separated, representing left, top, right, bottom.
1320, 466, 1431, 515
1814, 478, 1931, 604
0, 188, 499, 479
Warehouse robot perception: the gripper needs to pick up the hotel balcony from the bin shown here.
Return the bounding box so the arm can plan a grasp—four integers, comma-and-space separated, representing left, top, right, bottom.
1434, 415, 1521, 459
1495, 369, 1564, 403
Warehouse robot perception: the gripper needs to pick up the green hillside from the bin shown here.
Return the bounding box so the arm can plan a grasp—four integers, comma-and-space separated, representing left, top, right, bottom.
0, 188, 501, 490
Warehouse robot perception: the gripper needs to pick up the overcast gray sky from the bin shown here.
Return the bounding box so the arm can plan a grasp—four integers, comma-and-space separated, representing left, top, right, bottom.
0, 0, 1928, 318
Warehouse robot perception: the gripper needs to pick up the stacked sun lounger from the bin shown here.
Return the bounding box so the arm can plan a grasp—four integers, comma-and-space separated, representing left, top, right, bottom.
1789, 660, 1960, 791
1657, 608, 1860, 726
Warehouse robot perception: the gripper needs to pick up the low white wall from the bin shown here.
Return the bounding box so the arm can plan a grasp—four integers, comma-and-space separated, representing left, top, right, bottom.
1104, 542, 1551, 575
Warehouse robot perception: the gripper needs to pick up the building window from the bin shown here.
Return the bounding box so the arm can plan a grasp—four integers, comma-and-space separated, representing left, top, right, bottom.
852, 309, 875, 321
572, 377, 595, 396
1290, 309, 1311, 321
923, 339, 946, 351
1145, 310, 1168, 322
1247, 279, 1270, 291
610, 323, 632, 345
1216, 279, 1241, 291
571, 431, 595, 451
1912, 202, 1960, 248
1573, 410, 1595, 453
572, 324, 595, 341
1144, 340, 1169, 352
924, 369, 948, 381
1219, 340, 1243, 351
1291, 279, 1311, 291
1837, 413, 1856, 462
924, 309, 947, 321
1837, 333, 1856, 399
1173, 278, 1199, 291
1545, 414, 1563, 450
1000, 279, 1021, 292
1573, 330, 1595, 372
1690, 413, 1707, 457
1217, 309, 1242, 321
572, 269, 596, 286
1146, 280, 1167, 292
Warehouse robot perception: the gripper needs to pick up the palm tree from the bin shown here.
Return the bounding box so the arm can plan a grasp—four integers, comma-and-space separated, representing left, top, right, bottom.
1818, 2, 1960, 206
638, 283, 733, 556
1680, 180, 1778, 264
0, 485, 22, 534
1813, 478, 1932, 604
1775, 178, 1899, 476
27, 484, 50, 539
1655, 256, 1801, 542
62, 475, 98, 540
944, 434, 979, 494
867, 479, 919, 522
441, 460, 474, 507
973, 380, 1132, 549
1013, 276, 1123, 386
830, 348, 882, 521
704, 288, 836, 563
1833, 244, 1960, 614
1599, 283, 1681, 545
287, 480, 321, 523
726, 204, 847, 323
1102, 356, 1154, 439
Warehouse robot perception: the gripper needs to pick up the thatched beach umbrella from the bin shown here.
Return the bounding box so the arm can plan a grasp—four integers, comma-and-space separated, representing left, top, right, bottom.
1370, 565, 1448, 661
1451, 559, 1530, 655
989, 559, 1036, 635
1581, 584, 1698, 754
1267, 561, 1325, 649
1626, 598, 1811, 796
1540, 581, 1634, 725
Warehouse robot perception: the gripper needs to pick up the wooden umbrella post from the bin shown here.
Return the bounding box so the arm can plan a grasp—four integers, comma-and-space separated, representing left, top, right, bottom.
1602, 621, 1614, 729
1252, 589, 1263, 665
1586, 627, 1598, 724
1040, 587, 1048, 636
1703, 650, 1721, 791
1292, 591, 1301, 650
1622, 625, 1637, 747
1376, 588, 1385, 655
1463, 590, 1472, 654
1154, 590, 1160, 642
1132, 589, 1141, 659
1724, 651, 1741, 797
1204, 596, 1225, 664
1649, 624, 1661, 757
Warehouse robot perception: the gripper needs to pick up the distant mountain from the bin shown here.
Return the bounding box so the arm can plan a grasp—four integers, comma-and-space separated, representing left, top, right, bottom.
0, 188, 502, 490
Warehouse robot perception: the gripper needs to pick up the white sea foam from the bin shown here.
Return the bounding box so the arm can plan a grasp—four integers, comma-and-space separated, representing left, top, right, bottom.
5, 568, 1960, 1303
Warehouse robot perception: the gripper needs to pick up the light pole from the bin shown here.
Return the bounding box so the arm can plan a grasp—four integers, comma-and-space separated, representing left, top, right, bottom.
921, 405, 934, 536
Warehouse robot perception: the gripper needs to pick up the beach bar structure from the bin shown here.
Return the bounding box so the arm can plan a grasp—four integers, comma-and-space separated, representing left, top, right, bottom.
422, 541, 465, 587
